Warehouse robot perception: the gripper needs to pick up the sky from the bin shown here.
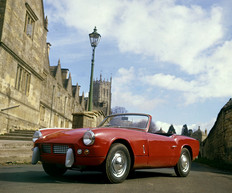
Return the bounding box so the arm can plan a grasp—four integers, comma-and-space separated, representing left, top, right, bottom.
43, 0, 232, 134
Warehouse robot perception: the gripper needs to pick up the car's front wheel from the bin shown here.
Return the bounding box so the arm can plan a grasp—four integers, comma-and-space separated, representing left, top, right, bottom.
105, 143, 131, 183
42, 163, 67, 177
174, 148, 191, 177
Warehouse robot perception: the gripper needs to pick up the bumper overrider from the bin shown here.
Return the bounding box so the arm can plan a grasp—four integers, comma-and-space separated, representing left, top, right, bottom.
32, 147, 75, 168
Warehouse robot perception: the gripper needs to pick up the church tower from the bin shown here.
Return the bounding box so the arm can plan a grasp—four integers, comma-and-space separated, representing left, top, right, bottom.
93, 74, 112, 116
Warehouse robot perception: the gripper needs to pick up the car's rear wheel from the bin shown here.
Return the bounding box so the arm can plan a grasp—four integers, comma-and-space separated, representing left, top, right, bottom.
105, 143, 131, 183
174, 148, 191, 177
42, 163, 67, 177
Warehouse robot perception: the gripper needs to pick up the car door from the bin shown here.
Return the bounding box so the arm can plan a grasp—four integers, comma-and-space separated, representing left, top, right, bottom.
146, 133, 178, 167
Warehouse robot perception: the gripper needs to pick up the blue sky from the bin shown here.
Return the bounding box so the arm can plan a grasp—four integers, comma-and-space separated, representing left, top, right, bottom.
43, 0, 232, 134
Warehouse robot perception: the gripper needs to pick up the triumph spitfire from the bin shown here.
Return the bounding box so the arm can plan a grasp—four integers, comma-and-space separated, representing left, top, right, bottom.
32, 113, 199, 183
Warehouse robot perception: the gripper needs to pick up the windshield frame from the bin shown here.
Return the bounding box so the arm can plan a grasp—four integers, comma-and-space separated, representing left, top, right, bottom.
98, 113, 151, 131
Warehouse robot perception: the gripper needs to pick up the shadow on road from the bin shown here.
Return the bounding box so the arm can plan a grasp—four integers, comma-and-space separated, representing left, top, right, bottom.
1, 162, 230, 184
0, 170, 105, 184
191, 162, 232, 176
0, 167, 176, 184
128, 169, 175, 180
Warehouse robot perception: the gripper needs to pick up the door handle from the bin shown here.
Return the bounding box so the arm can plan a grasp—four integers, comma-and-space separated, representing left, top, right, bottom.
143, 145, 146, 154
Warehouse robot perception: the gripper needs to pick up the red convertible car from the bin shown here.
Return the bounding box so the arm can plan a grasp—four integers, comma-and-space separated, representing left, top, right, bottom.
32, 113, 199, 183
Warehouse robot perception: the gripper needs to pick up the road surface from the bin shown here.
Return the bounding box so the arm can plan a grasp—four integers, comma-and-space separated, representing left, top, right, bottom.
0, 162, 231, 193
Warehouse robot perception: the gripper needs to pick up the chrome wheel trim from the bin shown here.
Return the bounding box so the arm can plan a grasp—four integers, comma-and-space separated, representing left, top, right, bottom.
111, 151, 127, 178
180, 152, 189, 173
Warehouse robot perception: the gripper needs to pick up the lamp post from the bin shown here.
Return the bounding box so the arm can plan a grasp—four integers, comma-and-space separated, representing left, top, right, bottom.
88, 27, 101, 111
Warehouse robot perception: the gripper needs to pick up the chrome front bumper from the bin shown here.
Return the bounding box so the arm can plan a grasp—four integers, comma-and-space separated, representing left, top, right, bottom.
32, 147, 40, 165
32, 147, 74, 168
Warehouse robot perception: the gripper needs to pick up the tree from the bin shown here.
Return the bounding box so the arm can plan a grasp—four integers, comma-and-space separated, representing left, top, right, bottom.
149, 121, 158, 133
111, 106, 128, 114
181, 124, 189, 136
168, 124, 176, 134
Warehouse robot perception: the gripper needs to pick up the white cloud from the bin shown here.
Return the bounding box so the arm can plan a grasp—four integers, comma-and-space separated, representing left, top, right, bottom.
142, 39, 232, 104
45, 0, 232, 104
143, 73, 196, 92
115, 2, 223, 71
112, 67, 165, 112
46, 0, 124, 34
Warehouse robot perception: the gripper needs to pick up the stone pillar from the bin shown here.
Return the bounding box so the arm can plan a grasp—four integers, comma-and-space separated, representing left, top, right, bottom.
72, 111, 105, 128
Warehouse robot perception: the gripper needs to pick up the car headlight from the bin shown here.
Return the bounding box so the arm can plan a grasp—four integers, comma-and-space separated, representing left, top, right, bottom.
32, 130, 42, 142
83, 130, 95, 146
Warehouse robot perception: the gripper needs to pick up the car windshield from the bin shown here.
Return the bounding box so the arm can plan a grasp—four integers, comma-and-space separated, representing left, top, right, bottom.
98, 114, 149, 130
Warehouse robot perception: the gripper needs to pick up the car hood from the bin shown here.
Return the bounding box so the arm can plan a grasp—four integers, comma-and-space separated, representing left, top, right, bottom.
36, 128, 90, 144
36, 126, 145, 144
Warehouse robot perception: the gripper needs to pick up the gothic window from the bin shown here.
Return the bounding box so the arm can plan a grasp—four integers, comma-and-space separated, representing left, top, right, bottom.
15, 65, 31, 95
40, 105, 45, 121
24, 3, 38, 39
15, 66, 22, 90
65, 120, 69, 128
60, 120, 64, 128
24, 12, 35, 38
53, 114, 59, 127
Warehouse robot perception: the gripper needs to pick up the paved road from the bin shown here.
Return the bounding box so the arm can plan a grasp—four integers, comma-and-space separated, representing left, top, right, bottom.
0, 162, 231, 193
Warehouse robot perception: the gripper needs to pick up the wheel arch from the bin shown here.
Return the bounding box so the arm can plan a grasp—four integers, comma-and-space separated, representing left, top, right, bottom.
110, 139, 135, 170
182, 145, 193, 160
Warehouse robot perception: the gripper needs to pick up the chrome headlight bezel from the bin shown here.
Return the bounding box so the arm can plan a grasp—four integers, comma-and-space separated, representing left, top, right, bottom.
32, 130, 42, 142
83, 130, 95, 146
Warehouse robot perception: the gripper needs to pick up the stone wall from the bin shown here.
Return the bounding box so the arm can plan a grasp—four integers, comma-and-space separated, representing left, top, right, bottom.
202, 99, 232, 164
0, 140, 33, 164
0, 0, 45, 133
0, 0, 111, 135
0, 0, 6, 40
0, 0, 85, 134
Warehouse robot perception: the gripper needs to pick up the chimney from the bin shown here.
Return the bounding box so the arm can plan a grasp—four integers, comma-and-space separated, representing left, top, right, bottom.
47, 42, 51, 56
44, 16, 48, 30
61, 69, 69, 80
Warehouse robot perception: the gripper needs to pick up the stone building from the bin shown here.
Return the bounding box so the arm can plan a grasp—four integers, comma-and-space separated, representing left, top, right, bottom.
0, 0, 111, 134
202, 98, 232, 164
191, 126, 207, 142
180, 124, 207, 143
93, 74, 112, 116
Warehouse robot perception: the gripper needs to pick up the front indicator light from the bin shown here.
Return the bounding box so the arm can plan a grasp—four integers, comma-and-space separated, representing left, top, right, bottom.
84, 149, 90, 155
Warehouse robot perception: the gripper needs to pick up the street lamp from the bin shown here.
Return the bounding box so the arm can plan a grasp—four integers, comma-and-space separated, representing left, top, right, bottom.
88, 26, 101, 111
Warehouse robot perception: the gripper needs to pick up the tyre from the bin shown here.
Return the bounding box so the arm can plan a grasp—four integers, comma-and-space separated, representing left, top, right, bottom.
174, 148, 191, 177
42, 163, 67, 177
105, 143, 131, 183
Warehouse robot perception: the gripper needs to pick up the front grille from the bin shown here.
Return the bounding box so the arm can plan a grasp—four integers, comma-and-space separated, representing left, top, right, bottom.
42, 144, 51, 153
53, 145, 69, 154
